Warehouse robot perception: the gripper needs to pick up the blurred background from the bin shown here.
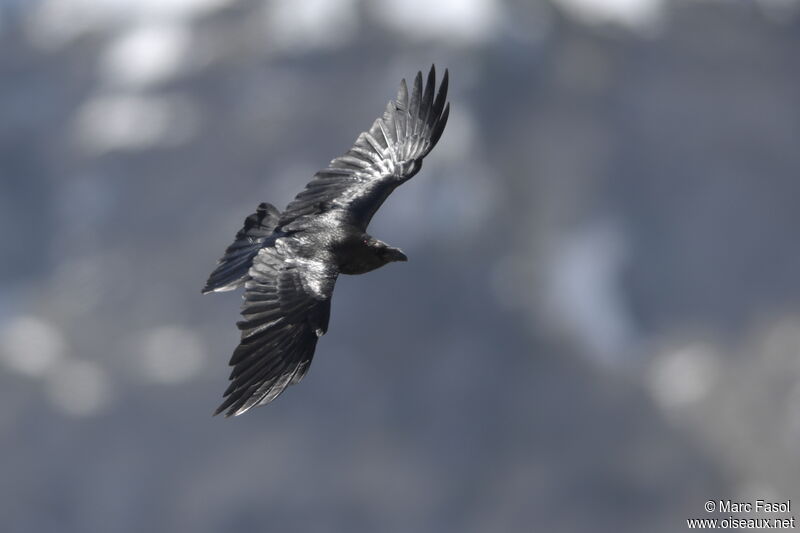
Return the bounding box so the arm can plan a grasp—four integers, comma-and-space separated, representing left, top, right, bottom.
1, 0, 799, 531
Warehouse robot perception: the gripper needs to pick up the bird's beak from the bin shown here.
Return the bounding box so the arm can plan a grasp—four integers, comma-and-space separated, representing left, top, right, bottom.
386, 247, 408, 262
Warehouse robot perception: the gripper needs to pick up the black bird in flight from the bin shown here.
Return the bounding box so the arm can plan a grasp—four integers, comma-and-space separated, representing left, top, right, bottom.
203, 66, 450, 416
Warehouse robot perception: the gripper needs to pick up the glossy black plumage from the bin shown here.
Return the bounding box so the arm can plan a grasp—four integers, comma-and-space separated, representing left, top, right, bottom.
203, 202, 280, 294
204, 66, 450, 416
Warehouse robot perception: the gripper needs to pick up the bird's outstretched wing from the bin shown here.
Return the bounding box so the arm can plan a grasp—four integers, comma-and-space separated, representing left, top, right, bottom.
203, 202, 281, 294
279, 65, 450, 231
214, 239, 337, 417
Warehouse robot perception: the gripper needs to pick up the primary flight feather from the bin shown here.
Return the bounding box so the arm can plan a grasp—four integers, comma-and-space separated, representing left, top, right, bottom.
204, 66, 450, 416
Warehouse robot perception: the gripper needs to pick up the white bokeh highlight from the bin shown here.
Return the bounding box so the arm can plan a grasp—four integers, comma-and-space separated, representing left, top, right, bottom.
46, 358, 112, 417
140, 326, 206, 384
263, 0, 359, 52
74, 93, 199, 153
0, 316, 66, 377
649, 343, 720, 412
101, 22, 191, 88
373, 0, 501, 45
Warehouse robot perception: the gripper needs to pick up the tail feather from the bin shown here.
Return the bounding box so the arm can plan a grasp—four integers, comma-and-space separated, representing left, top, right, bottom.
203, 203, 280, 294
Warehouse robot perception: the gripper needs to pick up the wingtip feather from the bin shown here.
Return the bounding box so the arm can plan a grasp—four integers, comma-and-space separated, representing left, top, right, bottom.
409, 71, 423, 118
430, 102, 450, 148
430, 69, 449, 123
419, 66, 436, 128
397, 79, 408, 109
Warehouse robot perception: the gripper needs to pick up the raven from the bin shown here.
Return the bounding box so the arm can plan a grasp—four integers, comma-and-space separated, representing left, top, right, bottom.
204, 66, 450, 416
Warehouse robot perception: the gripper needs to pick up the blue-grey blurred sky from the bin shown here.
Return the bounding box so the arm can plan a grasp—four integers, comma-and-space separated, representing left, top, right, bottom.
1, 0, 799, 531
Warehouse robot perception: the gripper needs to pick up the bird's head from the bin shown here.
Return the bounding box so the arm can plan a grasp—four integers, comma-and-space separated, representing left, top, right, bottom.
380, 245, 408, 263
366, 236, 408, 264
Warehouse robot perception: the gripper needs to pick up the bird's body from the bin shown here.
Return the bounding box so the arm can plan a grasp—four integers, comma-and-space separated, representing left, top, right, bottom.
204, 66, 450, 416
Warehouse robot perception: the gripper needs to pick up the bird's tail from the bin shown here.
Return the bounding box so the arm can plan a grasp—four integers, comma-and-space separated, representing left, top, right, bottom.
202, 202, 280, 294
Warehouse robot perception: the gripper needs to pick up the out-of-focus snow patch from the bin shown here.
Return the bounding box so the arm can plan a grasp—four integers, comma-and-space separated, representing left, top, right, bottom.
139, 326, 206, 384
649, 343, 720, 412
74, 93, 199, 153
0, 316, 66, 377
373, 0, 501, 45
543, 219, 636, 365
262, 0, 358, 52
26, 0, 234, 49
46, 358, 111, 417
100, 22, 191, 88
0, 315, 113, 417
550, 0, 664, 33
26, 0, 110, 48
